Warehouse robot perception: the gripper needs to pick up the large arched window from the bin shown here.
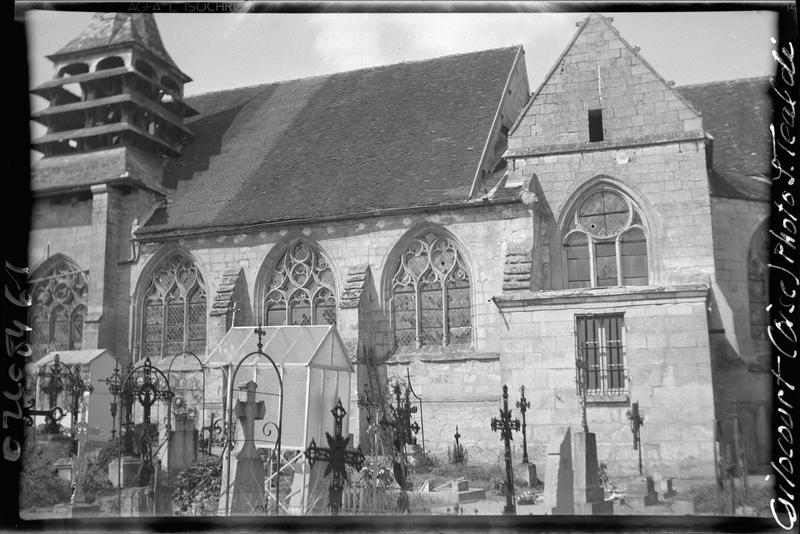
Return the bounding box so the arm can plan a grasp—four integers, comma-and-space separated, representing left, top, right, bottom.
391, 231, 472, 349
563, 188, 648, 288
747, 222, 769, 347
28, 258, 88, 360
141, 254, 207, 360
262, 240, 337, 326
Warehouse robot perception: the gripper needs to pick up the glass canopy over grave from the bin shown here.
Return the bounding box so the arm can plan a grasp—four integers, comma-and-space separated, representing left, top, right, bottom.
203, 325, 354, 450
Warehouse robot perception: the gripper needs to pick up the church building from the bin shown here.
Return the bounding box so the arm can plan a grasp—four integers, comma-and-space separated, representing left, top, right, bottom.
28, 12, 771, 487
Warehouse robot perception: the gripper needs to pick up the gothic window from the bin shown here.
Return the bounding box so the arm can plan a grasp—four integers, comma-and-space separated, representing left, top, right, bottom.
391, 232, 472, 349
748, 223, 769, 346
141, 255, 207, 360
28, 260, 88, 360
576, 314, 627, 396
263, 241, 337, 327
564, 189, 648, 288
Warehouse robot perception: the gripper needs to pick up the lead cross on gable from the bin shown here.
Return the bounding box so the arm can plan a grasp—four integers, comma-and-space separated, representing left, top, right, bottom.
235, 381, 266, 458
304, 399, 365, 516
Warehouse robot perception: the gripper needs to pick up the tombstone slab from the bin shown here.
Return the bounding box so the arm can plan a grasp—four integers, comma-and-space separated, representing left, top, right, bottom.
545, 427, 613, 515
169, 413, 198, 472
108, 456, 142, 488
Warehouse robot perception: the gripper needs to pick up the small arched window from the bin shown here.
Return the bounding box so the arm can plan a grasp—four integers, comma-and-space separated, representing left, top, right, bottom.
58, 63, 89, 77
135, 60, 156, 78
96, 56, 125, 71
563, 189, 648, 288
262, 241, 337, 326
141, 255, 207, 360
28, 258, 88, 360
391, 231, 471, 349
747, 223, 769, 346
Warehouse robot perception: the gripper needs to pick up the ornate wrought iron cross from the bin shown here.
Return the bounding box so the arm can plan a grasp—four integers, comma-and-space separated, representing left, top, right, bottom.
36, 355, 67, 434
491, 384, 520, 515
41, 354, 94, 455
516, 385, 531, 464
304, 399, 365, 515
100, 361, 136, 450
626, 401, 645, 475
129, 357, 174, 487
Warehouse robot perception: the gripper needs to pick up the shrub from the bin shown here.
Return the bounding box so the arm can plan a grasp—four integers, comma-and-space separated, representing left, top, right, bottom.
19, 443, 73, 509
171, 457, 222, 515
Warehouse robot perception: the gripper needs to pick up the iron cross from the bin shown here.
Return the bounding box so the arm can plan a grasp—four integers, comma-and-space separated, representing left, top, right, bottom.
575, 358, 589, 432
304, 399, 365, 515
626, 401, 645, 475
516, 385, 531, 464
491, 384, 521, 515
452, 426, 465, 464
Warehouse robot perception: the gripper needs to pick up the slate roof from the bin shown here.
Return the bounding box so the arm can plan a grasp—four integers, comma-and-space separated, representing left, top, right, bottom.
677, 77, 772, 202
50, 13, 186, 79
138, 47, 521, 237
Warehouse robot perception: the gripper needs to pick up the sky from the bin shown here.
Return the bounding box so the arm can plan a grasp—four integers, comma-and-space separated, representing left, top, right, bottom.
24, 8, 779, 102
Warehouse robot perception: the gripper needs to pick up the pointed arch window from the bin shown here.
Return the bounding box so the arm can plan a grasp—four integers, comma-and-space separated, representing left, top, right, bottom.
391, 232, 472, 349
563, 189, 648, 288
748, 223, 769, 346
141, 255, 207, 360
28, 260, 88, 360
263, 241, 337, 327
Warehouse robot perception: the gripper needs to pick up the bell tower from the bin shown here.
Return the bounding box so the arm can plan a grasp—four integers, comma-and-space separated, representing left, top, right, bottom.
30, 12, 197, 192
28, 13, 196, 364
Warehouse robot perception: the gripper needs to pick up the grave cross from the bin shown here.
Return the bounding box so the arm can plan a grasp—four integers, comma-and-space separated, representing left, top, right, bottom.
575, 358, 589, 432
130, 358, 173, 487
304, 399, 365, 516
452, 426, 465, 464
626, 401, 645, 475
235, 381, 266, 458
516, 385, 531, 464
491, 384, 521, 515
37, 358, 66, 434
71, 398, 91, 504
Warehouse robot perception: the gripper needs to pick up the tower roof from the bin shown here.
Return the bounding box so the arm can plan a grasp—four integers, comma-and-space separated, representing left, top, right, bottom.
48, 13, 188, 81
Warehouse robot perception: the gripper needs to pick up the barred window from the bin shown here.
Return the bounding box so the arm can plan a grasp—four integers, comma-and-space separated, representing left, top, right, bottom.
263, 241, 337, 327
142, 255, 207, 360
391, 232, 471, 349
576, 314, 627, 396
747, 223, 769, 346
28, 259, 88, 360
564, 189, 648, 288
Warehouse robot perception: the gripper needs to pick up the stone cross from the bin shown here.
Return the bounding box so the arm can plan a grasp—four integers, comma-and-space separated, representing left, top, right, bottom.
227, 381, 267, 515
235, 381, 266, 459
516, 385, 531, 464
304, 399, 365, 515
626, 401, 645, 475
491, 384, 521, 515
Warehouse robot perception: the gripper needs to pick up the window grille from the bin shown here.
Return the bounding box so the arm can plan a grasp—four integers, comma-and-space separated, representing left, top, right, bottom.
141, 255, 207, 360
564, 189, 648, 288
391, 232, 472, 349
28, 260, 88, 360
576, 314, 627, 396
263, 241, 337, 327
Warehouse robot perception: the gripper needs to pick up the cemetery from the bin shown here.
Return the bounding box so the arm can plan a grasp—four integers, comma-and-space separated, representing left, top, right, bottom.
19, 325, 771, 519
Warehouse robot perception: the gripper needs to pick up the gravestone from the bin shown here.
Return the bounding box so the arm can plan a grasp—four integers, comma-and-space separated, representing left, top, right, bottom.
169, 412, 198, 472
218, 381, 266, 515
544, 427, 612, 515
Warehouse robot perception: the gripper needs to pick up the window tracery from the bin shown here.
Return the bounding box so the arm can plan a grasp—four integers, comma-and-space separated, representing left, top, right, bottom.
28, 260, 88, 360
263, 241, 337, 326
747, 223, 769, 346
391, 232, 472, 349
564, 189, 648, 288
142, 255, 207, 360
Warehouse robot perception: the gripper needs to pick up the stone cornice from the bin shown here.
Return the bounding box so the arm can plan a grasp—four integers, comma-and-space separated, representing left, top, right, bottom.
492, 284, 709, 309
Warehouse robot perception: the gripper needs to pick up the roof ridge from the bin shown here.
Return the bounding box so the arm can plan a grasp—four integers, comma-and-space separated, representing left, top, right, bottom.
185, 45, 521, 100
676, 75, 772, 89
